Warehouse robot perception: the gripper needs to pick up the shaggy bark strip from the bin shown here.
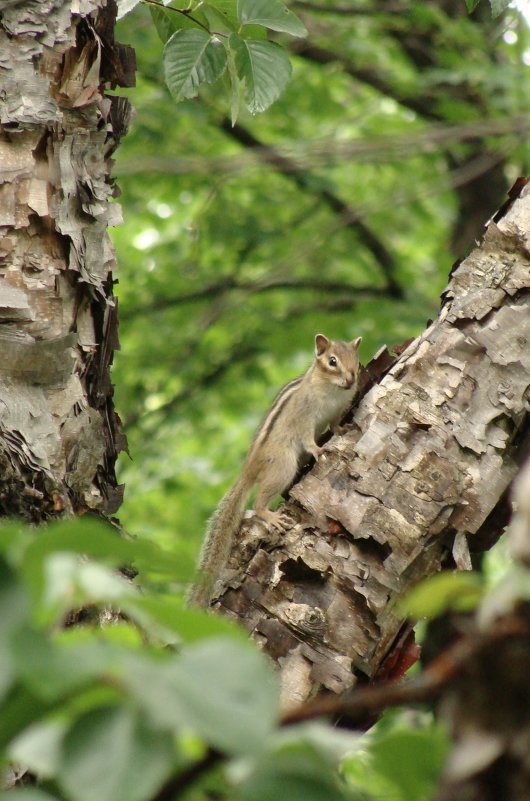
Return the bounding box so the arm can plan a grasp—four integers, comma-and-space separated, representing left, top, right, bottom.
214, 180, 530, 707
0, 0, 133, 519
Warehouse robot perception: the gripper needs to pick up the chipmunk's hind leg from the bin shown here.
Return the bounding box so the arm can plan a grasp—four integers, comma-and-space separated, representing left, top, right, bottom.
253, 448, 298, 532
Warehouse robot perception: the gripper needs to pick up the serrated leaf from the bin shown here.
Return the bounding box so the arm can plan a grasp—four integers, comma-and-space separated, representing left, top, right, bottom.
230, 35, 292, 114
150, 6, 182, 42
164, 29, 228, 103
203, 0, 240, 32
116, 0, 142, 20
58, 706, 174, 801
237, 0, 307, 37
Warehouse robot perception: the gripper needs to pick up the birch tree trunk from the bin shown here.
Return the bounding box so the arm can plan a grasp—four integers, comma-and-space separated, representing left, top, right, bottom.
213, 179, 530, 710
0, 0, 133, 521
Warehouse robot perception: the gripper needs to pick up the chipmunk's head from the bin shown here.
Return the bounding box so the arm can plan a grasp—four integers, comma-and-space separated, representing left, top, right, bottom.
315, 333, 362, 389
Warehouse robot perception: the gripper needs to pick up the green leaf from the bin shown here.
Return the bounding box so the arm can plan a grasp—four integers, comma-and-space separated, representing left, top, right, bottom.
226, 43, 242, 125
0, 519, 31, 555
0, 558, 29, 700
489, 0, 510, 16
164, 29, 228, 103
58, 706, 175, 801
0, 686, 51, 751
0, 792, 60, 801
9, 720, 67, 779
124, 638, 278, 755
173, 638, 278, 754
22, 518, 133, 583
237, 0, 307, 37
116, 0, 142, 19
125, 595, 248, 644
203, 1, 240, 33
230, 35, 292, 114
464, 0, 481, 11
399, 571, 483, 619
150, 5, 211, 42
149, 6, 182, 43
20, 518, 191, 617
272, 722, 362, 764
12, 627, 112, 701
241, 742, 350, 801
369, 727, 450, 801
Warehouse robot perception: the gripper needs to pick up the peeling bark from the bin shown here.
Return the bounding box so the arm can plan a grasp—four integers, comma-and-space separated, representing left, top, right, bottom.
212, 180, 530, 708
0, 0, 133, 520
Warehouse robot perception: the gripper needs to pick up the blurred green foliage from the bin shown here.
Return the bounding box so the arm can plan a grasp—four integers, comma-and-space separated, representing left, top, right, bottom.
0, 519, 451, 800
111, 1, 530, 577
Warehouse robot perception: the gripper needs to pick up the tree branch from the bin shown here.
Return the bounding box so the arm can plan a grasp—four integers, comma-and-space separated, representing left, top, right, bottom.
293, 1, 403, 14
290, 40, 437, 121
120, 278, 390, 321
151, 748, 222, 801
219, 118, 402, 298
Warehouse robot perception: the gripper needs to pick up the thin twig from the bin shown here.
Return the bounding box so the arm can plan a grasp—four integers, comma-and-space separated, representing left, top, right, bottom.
141, 0, 219, 36
152, 748, 222, 801
281, 618, 530, 726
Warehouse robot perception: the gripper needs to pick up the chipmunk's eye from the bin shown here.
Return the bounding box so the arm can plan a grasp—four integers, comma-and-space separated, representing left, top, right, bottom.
328, 356, 337, 368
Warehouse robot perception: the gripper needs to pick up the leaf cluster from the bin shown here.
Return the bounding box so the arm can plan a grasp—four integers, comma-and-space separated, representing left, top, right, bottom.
119, 0, 307, 122
0, 519, 451, 801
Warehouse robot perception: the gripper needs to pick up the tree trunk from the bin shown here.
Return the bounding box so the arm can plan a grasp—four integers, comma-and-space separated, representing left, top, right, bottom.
213, 179, 530, 710
0, 0, 133, 521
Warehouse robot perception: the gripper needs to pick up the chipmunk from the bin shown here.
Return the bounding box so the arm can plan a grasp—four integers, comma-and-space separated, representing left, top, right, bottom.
188, 333, 362, 607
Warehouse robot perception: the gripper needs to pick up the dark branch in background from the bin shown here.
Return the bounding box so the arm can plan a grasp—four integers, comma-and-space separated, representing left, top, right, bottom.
290, 40, 437, 121
291, 0, 516, 256
141, 0, 216, 35
293, 1, 403, 14
114, 118, 530, 177
124, 280, 384, 429
219, 118, 402, 298
152, 748, 222, 801
124, 341, 262, 429
375, 0, 508, 254
120, 278, 386, 321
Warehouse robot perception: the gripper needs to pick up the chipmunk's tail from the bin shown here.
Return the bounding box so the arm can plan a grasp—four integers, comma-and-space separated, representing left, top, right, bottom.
187, 470, 254, 607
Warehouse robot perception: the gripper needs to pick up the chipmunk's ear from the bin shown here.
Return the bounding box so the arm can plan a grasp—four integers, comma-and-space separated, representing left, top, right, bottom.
350, 336, 362, 350
315, 334, 330, 356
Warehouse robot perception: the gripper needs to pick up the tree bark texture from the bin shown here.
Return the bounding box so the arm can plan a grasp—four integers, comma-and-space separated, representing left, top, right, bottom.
214, 179, 530, 709
0, 0, 133, 520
